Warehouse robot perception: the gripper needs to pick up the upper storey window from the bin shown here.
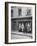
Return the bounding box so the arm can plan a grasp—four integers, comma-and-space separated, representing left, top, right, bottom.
18, 8, 21, 16
11, 9, 13, 17
27, 9, 31, 16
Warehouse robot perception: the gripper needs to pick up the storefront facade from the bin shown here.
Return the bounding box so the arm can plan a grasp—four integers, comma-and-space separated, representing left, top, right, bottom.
11, 6, 32, 33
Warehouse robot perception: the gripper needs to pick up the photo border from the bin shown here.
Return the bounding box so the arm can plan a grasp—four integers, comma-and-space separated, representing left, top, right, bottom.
5, 2, 36, 44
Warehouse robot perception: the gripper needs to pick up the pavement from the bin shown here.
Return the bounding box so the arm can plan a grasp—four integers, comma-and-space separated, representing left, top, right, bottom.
11, 31, 32, 39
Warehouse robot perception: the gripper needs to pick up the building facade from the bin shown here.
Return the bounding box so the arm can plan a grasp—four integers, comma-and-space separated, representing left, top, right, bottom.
11, 6, 32, 33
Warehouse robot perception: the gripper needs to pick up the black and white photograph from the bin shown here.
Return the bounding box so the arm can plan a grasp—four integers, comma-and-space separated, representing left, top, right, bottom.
5, 2, 36, 44
11, 6, 32, 39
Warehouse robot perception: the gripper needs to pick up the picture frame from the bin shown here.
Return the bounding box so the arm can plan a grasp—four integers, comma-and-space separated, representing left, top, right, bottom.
5, 2, 36, 44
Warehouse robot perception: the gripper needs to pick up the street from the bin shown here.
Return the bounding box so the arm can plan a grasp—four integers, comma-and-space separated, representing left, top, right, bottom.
11, 31, 32, 39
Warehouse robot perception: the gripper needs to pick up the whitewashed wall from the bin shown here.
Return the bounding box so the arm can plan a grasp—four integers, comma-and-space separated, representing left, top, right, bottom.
12, 7, 31, 18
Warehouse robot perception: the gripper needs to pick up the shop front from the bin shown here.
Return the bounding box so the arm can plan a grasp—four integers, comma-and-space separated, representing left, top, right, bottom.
11, 17, 32, 34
